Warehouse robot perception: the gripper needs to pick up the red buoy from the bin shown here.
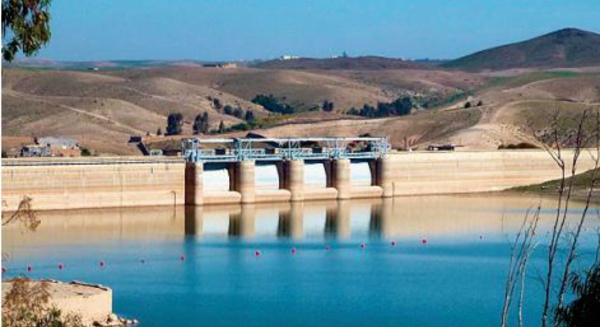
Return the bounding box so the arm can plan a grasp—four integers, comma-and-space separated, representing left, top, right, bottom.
2, 267, 6, 274
422, 238, 428, 245
179, 255, 185, 261
360, 243, 365, 250
291, 247, 297, 255
325, 245, 331, 251
391, 241, 397, 246
254, 250, 261, 257
99, 261, 106, 268
58, 263, 64, 270
27, 265, 33, 272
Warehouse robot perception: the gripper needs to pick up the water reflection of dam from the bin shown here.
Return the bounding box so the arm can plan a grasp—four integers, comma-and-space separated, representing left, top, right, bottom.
182, 194, 598, 240
4, 194, 598, 251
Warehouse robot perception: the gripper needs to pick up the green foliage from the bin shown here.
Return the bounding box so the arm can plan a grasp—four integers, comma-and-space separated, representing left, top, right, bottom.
218, 120, 225, 134
556, 265, 600, 327
322, 100, 334, 112
497, 142, 538, 150
347, 96, 413, 118
156, 127, 162, 136
212, 98, 222, 110
223, 105, 234, 116
245, 110, 255, 122
166, 113, 183, 135
251, 94, 296, 114
464, 101, 472, 108
80, 147, 91, 156
233, 107, 244, 119
512, 168, 600, 194
2, 0, 52, 62
193, 112, 210, 135
2, 278, 85, 327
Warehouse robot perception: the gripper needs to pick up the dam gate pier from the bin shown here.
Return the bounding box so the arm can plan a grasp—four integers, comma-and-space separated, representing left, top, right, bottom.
183, 137, 393, 205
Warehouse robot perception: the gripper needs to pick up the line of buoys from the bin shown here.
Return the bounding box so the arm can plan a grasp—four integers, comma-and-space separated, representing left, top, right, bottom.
6, 242, 422, 273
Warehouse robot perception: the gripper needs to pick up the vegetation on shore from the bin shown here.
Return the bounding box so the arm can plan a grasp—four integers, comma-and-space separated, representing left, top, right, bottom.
511, 168, 600, 199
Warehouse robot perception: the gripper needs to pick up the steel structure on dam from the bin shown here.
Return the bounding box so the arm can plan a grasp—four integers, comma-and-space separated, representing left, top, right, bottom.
182, 137, 390, 162
182, 137, 394, 206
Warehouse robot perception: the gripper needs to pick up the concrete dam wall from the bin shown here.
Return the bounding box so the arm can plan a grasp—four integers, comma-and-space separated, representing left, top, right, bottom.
1, 150, 596, 211
378, 150, 597, 196
2, 157, 185, 211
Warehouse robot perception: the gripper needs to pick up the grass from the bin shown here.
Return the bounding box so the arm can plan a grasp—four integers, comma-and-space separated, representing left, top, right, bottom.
483, 71, 580, 90
511, 167, 600, 202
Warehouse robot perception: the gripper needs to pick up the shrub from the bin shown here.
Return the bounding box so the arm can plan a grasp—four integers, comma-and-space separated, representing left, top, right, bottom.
2, 278, 85, 327
80, 147, 92, 156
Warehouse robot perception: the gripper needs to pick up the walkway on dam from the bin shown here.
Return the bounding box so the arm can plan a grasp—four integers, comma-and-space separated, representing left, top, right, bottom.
182, 137, 390, 163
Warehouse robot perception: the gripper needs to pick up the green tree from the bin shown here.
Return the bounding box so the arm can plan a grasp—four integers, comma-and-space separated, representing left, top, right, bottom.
245, 110, 255, 121
166, 113, 183, 135
193, 112, 210, 134
212, 98, 222, 110
218, 120, 225, 134
223, 105, 234, 116
556, 265, 600, 327
2, 0, 52, 62
464, 101, 472, 108
322, 100, 334, 112
233, 107, 244, 119
156, 127, 162, 136
251, 94, 295, 114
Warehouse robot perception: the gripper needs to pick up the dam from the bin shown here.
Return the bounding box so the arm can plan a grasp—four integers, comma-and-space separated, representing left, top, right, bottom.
2, 137, 598, 211
183, 137, 390, 205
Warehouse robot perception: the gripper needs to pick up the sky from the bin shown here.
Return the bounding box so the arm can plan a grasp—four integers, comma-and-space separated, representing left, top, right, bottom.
33, 0, 600, 61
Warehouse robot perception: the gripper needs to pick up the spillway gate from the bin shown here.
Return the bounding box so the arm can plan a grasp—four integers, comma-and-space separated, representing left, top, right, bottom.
182, 137, 390, 163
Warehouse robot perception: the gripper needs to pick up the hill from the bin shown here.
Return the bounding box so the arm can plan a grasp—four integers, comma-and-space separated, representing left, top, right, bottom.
443, 28, 600, 71
253, 56, 428, 70
3, 65, 600, 156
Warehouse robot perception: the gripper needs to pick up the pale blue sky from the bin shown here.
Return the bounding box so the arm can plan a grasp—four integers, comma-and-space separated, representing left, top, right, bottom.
36, 0, 600, 61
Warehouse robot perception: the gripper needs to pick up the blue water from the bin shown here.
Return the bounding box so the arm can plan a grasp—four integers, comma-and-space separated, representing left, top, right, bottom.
2, 195, 598, 327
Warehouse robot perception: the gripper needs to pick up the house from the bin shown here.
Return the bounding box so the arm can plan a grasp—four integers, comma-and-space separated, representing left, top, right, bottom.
20, 137, 82, 157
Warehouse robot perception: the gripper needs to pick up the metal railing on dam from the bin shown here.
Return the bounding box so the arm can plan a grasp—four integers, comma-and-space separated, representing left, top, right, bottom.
182, 137, 390, 163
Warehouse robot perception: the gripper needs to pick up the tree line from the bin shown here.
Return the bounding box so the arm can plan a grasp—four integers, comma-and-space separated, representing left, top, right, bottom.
347, 97, 413, 118
162, 109, 257, 136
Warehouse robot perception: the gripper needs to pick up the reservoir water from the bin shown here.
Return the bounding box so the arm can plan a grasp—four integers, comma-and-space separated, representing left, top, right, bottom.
2, 194, 598, 327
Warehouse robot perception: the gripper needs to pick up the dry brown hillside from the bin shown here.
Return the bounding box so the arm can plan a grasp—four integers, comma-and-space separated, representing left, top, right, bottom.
3, 66, 600, 156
